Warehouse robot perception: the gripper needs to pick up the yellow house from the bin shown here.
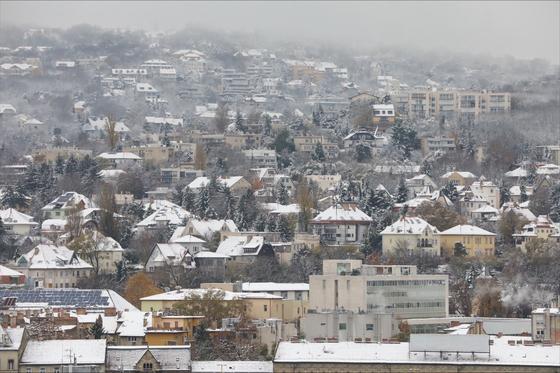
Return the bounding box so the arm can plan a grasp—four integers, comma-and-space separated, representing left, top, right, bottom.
140, 288, 284, 322
440, 171, 477, 187
439, 225, 496, 257
145, 315, 204, 345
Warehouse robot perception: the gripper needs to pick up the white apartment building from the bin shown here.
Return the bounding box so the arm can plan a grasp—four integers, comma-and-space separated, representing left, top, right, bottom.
308, 260, 449, 319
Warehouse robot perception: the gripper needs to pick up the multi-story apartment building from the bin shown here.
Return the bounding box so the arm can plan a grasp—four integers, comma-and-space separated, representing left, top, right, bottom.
439, 225, 496, 257
293, 135, 339, 158
308, 260, 449, 318
393, 89, 511, 120
513, 215, 560, 251
470, 178, 500, 209
532, 307, 559, 343
242, 149, 277, 168
420, 136, 456, 155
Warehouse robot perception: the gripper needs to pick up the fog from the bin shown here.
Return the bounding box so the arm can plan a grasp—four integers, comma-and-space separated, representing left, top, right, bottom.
1, 0, 558, 64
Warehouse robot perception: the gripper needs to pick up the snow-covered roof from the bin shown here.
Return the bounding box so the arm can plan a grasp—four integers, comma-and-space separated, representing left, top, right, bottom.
274, 336, 560, 367
441, 171, 477, 179
0, 327, 25, 350
42, 191, 95, 211
262, 203, 301, 215
242, 282, 309, 292
149, 243, 192, 267
312, 204, 372, 224
439, 225, 495, 236
76, 313, 119, 334
0, 265, 24, 277
170, 234, 206, 244
194, 250, 229, 259
41, 218, 66, 231
97, 152, 142, 160
21, 339, 106, 365
141, 287, 281, 302
107, 346, 191, 371
145, 116, 183, 126
84, 117, 129, 132
137, 202, 191, 228
0, 208, 37, 226
16, 244, 93, 270
188, 176, 246, 190
192, 361, 272, 372
472, 205, 500, 214
216, 236, 265, 257
172, 219, 237, 241
99, 169, 126, 179
116, 310, 145, 337
536, 163, 560, 175
0, 104, 16, 114
380, 217, 438, 235
504, 167, 528, 178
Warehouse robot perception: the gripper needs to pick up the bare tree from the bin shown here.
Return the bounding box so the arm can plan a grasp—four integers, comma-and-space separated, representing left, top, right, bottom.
105, 115, 119, 151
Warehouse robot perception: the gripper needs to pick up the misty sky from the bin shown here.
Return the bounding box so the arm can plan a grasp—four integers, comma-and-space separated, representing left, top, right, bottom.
1, 1, 559, 64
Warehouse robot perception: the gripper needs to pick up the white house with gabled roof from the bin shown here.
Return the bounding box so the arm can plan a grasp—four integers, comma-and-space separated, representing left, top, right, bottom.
310, 203, 372, 246
381, 217, 440, 255
0, 208, 38, 236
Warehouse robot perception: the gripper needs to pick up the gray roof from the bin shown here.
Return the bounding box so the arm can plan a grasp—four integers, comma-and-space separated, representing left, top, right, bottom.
106, 346, 191, 371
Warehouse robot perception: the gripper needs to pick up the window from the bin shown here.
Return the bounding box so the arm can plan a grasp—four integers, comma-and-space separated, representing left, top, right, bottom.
54, 369, 60, 373
366, 324, 374, 331
263, 305, 268, 312
8, 360, 14, 370
40, 369, 46, 373
339, 323, 347, 330
26, 369, 31, 373
143, 362, 153, 371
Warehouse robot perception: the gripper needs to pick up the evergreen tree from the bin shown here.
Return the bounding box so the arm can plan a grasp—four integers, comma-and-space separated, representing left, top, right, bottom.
54, 156, 65, 175
355, 144, 372, 162
0, 185, 29, 209
90, 315, 105, 339
520, 185, 528, 203
549, 185, 560, 222
115, 260, 128, 283
235, 190, 257, 230
311, 143, 326, 162
277, 183, 289, 205
266, 214, 277, 232
420, 159, 433, 177
64, 155, 79, 174
196, 187, 211, 219
499, 181, 510, 204
278, 215, 294, 242
235, 110, 246, 133
395, 178, 408, 203
254, 214, 267, 231
172, 184, 184, 206
263, 114, 272, 136
454, 242, 468, 257
182, 188, 196, 212
274, 129, 295, 153
215, 157, 228, 174
391, 120, 419, 158
441, 181, 459, 202
223, 187, 236, 220
0, 218, 5, 238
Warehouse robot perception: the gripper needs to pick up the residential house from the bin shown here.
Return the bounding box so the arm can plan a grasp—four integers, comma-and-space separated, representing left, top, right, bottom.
440, 171, 477, 187
310, 203, 372, 246
0, 208, 38, 236
305, 174, 341, 193
216, 235, 267, 263
145, 243, 194, 273
14, 244, 93, 288
342, 129, 387, 151
145, 314, 204, 345
123, 144, 173, 167
0, 265, 26, 287
439, 225, 496, 257
458, 190, 490, 219
293, 135, 339, 158
106, 345, 191, 372
512, 215, 560, 252
371, 103, 396, 131
41, 192, 95, 220
97, 152, 142, 168
380, 217, 440, 256
32, 146, 93, 164
470, 177, 500, 209
405, 174, 438, 199
77, 231, 124, 274
224, 133, 262, 150
0, 327, 27, 373
243, 149, 277, 168
171, 219, 238, 241
136, 201, 191, 232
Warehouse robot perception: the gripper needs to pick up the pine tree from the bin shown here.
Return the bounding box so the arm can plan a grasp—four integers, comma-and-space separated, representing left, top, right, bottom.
278, 215, 294, 242
1, 185, 29, 209
64, 155, 79, 174
235, 110, 246, 133
172, 184, 184, 206
235, 190, 257, 230
266, 214, 277, 232
520, 185, 528, 203
277, 183, 289, 205
263, 114, 272, 136
355, 144, 372, 162
441, 181, 459, 202
548, 185, 560, 222
223, 187, 235, 220
0, 218, 5, 238
54, 156, 65, 175
196, 187, 211, 219
499, 181, 510, 204
391, 120, 419, 158
420, 159, 433, 177
254, 214, 267, 231
395, 178, 408, 203
90, 315, 105, 339
312, 143, 326, 162
182, 188, 196, 212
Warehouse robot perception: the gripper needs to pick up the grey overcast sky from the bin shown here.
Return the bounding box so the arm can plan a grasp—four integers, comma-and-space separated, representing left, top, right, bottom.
1, 1, 559, 64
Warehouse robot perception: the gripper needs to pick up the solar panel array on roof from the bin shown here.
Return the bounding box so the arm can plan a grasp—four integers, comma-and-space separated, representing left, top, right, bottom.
0, 289, 110, 308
